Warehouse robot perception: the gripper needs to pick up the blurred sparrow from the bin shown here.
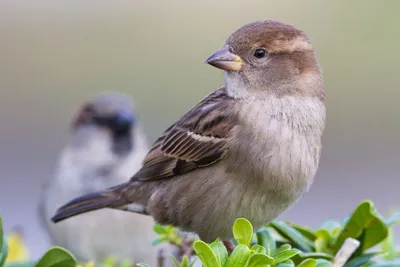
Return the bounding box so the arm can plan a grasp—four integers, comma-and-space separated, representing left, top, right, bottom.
39, 92, 165, 265
51, 20, 326, 246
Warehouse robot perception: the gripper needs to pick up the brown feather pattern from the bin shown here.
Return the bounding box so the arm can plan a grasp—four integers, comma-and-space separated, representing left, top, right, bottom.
132, 87, 238, 182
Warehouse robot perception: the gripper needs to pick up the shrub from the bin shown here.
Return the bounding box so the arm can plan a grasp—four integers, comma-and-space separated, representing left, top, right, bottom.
152, 200, 400, 267
0, 200, 399, 267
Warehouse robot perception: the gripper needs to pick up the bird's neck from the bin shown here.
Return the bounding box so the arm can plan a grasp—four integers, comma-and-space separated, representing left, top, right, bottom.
225, 72, 251, 99
225, 70, 325, 102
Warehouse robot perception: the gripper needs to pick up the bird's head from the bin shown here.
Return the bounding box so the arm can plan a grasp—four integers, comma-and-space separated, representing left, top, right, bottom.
206, 20, 324, 100
70, 92, 137, 158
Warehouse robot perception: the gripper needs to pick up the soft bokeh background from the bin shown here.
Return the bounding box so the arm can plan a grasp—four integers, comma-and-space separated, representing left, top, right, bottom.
1, 0, 399, 259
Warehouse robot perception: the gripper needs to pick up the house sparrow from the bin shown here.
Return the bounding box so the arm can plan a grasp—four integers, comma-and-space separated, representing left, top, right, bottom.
39, 92, 167, 265
51, 20, 326, 245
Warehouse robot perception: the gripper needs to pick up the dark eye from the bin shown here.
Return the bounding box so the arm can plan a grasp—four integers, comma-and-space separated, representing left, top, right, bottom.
254, 48, 267, 58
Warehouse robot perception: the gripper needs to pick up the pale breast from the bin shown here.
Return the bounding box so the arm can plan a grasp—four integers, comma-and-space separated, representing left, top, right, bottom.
228, 95, 325, 209
159, 96, 326, 242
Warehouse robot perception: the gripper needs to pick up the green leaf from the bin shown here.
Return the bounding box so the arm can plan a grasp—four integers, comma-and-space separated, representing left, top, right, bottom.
320, 221, 341, 236
153, 224, 168, 235
386, 212, 400, 227
181, 255, 189, 267
35, 246, 77, 267
274, 244, 292, 255
0, 215, 7, 267
269, 221, 314, 252
103, 255, 117, 266
297, 259, 317, 267
193, 240, 220, 267
210, 241, 228, 267
171, 256, 180, 267
245, 253, 274, 267
314, 229, 331, 253
343, 252, 381, 267
250, 245, 266, 254
3, 263, 35, 267
292, 252, 333, 263
315, 259, 332, 267
233, 218, 253, 247
119, 258, 133, 267
0, 237, 7, 267
136, 264, 150, 267
332, 201, 388, 255
256, 229, 276, 255
225, 244, 251, 267
276, 259, 294, 267
285, 222, 317, 241
371, 260, 400, 267
380, 227, 397, 260
273, 249, 300, 264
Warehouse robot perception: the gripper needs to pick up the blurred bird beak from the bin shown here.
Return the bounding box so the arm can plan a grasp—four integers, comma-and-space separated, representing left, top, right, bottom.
205, 45, 243, 71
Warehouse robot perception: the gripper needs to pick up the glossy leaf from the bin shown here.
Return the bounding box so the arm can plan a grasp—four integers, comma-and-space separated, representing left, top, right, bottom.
250, 244, 266, 254
181, 255, 189, 267
193, 240, 220, 267
343, 252, 381, 267
136, 264, 150, 267
273, 244, 292, 257
297, 258, 317, 267
270, 221, 314, 252
292, 252, 333, 264
245, 253, 274, 267
315, 259, 332, 267
3, 263, 34, 267
276, 259, 294, 267
210, 241, 228, 267
233, 218, 253, 247
225, 244, 251, 267
0, 237, 7, 267
35, 246, 76, 267
332, 201, 388, 255
320, 221, 341, 236
372, 259, 400, 267
256, 229, 276, 255
273, 249, 300, 264
285, 222, 317, 241
380, 227, 397, 260
314, 229, 331, 253
0, 215, 7, 267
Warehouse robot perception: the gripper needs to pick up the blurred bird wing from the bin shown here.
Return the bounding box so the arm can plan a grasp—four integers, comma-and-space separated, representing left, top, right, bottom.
133, 87, 238, 181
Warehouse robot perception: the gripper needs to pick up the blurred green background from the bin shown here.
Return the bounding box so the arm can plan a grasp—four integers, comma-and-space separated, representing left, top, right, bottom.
0, 0, 399, 259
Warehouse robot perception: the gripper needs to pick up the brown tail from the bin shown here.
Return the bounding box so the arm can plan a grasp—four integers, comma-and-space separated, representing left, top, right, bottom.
51, 182, 130, 223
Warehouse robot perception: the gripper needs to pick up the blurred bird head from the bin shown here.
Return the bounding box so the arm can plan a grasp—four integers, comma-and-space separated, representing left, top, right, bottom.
206, 20, 323, 99
69, 92, 139, 158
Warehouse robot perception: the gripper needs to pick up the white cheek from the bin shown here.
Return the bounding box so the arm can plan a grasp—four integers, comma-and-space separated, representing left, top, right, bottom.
225, 72, 251, 99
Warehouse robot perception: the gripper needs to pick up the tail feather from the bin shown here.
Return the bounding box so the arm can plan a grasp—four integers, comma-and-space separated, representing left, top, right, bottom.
51, 184, 129, 223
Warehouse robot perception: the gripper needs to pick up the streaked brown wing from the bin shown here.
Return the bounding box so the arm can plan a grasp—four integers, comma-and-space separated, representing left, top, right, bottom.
132, 87, 238, 181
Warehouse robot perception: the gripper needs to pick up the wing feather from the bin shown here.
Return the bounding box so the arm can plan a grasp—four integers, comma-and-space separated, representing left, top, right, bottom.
132, 87, 238, 182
